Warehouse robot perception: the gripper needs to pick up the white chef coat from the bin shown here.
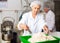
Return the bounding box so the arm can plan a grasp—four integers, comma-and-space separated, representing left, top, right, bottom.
18, 11, 46, 36
45, 10, 55, 31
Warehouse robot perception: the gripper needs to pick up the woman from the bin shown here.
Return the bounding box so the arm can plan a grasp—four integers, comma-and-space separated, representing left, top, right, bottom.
44, 5, 55, 32
18, 1, 49, 36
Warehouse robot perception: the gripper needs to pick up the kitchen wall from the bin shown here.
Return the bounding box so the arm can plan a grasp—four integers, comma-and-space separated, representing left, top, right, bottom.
0, 0, 21, 10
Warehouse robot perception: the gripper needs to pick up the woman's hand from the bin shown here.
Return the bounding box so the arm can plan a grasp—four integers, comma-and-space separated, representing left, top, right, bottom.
20, 24, 29, 31
43, 25, 49, 34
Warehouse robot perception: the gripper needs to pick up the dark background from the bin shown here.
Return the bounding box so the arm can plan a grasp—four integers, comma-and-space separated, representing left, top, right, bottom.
54, 0, 60, 31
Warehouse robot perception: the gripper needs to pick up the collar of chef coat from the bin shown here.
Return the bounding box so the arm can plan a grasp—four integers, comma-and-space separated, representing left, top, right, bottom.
29, 11, 41, 24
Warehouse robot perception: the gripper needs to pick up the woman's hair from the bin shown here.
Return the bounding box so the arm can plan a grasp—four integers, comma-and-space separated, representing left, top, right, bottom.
30, 1, 42, 8
44, 5, 50, 10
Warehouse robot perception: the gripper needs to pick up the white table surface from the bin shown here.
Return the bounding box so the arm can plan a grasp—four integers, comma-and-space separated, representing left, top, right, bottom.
49, 31, 60, 38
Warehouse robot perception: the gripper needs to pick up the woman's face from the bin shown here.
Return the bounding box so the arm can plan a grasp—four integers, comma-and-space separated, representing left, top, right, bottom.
44, 8, 49, 13
32, 4, 41, 14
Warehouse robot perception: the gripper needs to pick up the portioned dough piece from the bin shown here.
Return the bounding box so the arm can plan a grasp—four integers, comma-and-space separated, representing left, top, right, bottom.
47, 35, 56, 40
28, 38, 37, 43
40, 37, 47, 41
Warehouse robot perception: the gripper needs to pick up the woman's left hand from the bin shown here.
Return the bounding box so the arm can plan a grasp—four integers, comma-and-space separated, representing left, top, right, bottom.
43, 25, 49, 34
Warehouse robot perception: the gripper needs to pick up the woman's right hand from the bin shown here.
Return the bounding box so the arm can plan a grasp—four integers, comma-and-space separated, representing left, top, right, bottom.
20, 24, 29, 31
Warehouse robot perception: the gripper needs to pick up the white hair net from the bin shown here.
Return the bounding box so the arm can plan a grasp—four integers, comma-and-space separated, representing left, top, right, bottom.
30, 1, 42, 8
44, 5, 50, 10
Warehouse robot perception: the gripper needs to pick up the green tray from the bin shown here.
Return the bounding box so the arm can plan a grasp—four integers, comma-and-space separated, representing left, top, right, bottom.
53, 36, 60, 41
19, 35, 60, 43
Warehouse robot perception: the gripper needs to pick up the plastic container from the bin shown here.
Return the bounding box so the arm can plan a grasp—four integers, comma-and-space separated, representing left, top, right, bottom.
19, 35, 60, 43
